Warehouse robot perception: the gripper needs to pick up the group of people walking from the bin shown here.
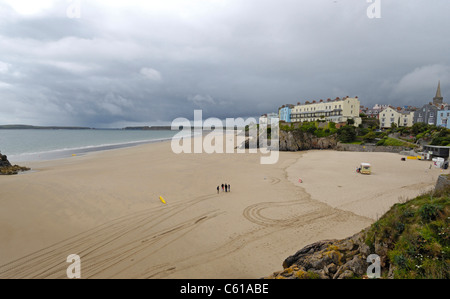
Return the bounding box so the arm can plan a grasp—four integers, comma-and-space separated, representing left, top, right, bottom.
217, 183, 231, 193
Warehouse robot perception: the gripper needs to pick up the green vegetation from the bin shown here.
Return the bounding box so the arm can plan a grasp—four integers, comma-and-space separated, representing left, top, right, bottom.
337, 125, 356, 143
390, 123, 450, 146
280, 121, 337, 138
365, 186, 450, 279
376, 137, 413, 147
280, 120, 450, 148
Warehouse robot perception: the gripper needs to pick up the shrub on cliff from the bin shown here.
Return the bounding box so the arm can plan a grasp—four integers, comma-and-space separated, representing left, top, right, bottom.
364, 186, 449, 279
280, 122, 337, 138
337, 125, 356, 143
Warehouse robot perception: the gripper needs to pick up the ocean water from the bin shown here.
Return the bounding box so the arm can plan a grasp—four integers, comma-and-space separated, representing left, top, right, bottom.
0, 129, 187, 162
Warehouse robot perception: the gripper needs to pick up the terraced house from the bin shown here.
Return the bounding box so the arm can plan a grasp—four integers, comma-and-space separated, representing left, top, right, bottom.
413, 81, 445, 126
289, 96, 361, 127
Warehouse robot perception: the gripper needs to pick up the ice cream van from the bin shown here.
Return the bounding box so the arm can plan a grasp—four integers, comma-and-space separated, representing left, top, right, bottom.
359, 163, 371, 175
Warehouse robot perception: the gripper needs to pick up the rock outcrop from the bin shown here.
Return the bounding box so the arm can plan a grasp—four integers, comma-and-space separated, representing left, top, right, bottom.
0, 153, 30, 175
0, 153, 12, 168
265, 231, 374, 279
279, 130, 337, 151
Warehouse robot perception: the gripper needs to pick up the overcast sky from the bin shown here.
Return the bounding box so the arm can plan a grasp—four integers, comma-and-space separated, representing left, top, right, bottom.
0, 0, 449, 128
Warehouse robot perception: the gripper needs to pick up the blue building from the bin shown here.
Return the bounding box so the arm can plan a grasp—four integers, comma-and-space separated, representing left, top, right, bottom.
278, 105, 293, 123
437, 108, 450, 129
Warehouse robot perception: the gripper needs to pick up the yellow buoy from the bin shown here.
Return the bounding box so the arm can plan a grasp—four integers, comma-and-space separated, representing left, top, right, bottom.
159, 196, 166, 204
72, 154, 77, 157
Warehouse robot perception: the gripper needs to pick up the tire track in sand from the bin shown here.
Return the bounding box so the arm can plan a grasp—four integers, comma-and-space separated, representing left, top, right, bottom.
0, 193, 220, 279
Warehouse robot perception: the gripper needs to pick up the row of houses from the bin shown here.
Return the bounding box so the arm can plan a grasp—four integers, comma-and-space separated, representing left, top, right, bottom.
375, 81, 448, 129
277, 96, 362, 127
272, 81, 448, 130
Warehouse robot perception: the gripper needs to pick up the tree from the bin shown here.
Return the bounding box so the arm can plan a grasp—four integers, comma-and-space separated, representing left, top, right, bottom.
337, 125, 357, 143
411, 122, 427, 135
362, 131, 377, 143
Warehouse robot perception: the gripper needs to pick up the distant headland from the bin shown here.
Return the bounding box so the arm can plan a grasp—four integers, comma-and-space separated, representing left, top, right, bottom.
0, 124, 177, 130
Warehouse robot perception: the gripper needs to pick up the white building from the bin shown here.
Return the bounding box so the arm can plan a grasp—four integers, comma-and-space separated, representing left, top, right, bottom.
290, 97, 362, 126
379, 107, 414, 128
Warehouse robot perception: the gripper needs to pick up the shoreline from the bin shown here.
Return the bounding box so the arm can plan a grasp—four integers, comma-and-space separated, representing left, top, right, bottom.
7, 135, 179, 164
7, 129, 230, 165
0, 136, 446, 278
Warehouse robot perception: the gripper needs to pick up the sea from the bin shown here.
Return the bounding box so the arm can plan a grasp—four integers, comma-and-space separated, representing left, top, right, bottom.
0, 129, 190, 162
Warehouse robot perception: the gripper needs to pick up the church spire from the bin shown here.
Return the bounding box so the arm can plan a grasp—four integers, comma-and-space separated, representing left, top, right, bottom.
436, 80, 442, 98
433, 80, 443, 105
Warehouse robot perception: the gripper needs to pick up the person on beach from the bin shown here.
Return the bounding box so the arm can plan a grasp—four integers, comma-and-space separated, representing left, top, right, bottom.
225, 184, 228, 192
217, 186, 220, 194
228, 184, 230, 192
221, 183, 224, 192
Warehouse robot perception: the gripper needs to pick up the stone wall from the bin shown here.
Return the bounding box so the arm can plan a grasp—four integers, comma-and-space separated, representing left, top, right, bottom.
336, 143, 408, 153
435, 174, 450, 193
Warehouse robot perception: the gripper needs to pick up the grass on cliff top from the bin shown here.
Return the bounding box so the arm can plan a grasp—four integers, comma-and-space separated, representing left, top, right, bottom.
365, 185, 450, 279
280, 121, 337, 138
376, 137, 416, 148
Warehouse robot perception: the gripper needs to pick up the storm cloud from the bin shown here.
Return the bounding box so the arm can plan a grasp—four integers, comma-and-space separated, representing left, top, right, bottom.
0, 0, 449, 127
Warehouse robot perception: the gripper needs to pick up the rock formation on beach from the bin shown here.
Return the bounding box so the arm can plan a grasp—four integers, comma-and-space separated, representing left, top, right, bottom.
0, 153, 30, 175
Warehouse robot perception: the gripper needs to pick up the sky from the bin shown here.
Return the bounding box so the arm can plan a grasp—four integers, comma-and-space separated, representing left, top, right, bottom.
0, 0, 449, 128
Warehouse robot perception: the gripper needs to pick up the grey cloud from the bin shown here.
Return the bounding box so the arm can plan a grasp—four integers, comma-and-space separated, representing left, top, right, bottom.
0, 0, 449, 127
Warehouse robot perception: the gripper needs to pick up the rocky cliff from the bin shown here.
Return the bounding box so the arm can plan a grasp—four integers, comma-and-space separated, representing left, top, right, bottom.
265, 230, 373, 279
279, 130, 337, 151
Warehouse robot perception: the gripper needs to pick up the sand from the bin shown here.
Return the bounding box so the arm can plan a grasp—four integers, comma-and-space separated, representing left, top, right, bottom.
0, 135, 446, 279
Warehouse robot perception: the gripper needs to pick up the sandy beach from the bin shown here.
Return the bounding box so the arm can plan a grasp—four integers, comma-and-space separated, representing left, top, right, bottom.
0, 135, 446, 279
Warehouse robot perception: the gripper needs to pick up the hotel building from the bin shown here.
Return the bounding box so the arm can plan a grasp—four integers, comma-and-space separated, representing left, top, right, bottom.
290, 97, 362, 126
